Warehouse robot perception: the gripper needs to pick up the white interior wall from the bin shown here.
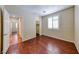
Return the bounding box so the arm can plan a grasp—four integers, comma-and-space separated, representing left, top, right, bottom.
3, 8, 10, 53
12, 19, 18, 32
74, 6, 79, 52
5, 6, 38, 41
42, 7, 74, 42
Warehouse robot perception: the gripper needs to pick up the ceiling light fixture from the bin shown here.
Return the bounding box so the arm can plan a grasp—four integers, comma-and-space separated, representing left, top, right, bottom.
43, 11, 46, 13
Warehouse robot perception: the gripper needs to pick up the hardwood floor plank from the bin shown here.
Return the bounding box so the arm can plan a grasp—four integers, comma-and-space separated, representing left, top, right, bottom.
7, 35, 78, 54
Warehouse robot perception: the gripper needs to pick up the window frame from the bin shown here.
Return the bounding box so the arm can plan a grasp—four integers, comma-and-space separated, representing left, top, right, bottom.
47, 15, 59, 30
48, 16, 53, 29
52, 15, 59, 30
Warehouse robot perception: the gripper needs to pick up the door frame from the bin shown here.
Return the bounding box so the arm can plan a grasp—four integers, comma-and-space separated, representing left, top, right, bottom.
9, 16, 23, 45
0, 8, 3, 54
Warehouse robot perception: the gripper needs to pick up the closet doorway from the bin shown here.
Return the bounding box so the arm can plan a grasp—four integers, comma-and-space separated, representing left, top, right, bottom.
36, 21, 40, 37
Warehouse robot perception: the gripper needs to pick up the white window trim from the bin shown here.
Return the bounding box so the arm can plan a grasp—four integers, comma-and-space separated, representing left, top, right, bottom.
52, 15, 59, 30
48, 17, 53, 29
48, 15, 59, 30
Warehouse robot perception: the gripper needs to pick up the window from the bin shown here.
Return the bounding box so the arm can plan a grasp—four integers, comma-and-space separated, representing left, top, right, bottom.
52, 16, 59, 29
48, 17, 53, 29
48, 16, 59, 29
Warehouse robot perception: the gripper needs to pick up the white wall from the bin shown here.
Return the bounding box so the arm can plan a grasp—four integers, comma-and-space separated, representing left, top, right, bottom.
74, 6, 79, 52
11, 19, 18, 32
3, 8, 10, 53
5, 6, 37, 41
42, 7, 74, 42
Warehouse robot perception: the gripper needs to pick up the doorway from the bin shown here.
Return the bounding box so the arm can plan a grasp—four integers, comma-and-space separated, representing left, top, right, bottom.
9, 16, 23, 46
36, 21, 40, 37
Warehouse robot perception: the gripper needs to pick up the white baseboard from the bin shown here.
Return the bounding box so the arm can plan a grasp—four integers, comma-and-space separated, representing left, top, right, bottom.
42, 34, 74, 43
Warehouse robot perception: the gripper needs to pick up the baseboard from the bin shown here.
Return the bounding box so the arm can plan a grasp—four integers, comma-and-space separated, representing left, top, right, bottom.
23, 36, 37, 43
74, 41, 79, 53
42, 35, 74, 44
23, 36, 36, 42
23, 35, 74, 44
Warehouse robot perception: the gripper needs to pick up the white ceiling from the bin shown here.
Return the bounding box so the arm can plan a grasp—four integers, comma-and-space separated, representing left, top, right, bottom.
5, 5, 73, 16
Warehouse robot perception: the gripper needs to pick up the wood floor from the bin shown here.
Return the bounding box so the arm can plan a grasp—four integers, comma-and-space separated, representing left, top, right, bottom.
7, 35, 78, 54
